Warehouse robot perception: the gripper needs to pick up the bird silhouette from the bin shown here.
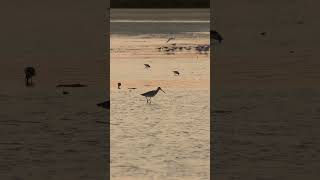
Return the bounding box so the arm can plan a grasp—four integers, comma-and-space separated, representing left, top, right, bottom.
173, 71, 180, 76
141, 87, 165, 104
118, 82, 121, 89
24, 67, 36, 86
144, 64, 151, 69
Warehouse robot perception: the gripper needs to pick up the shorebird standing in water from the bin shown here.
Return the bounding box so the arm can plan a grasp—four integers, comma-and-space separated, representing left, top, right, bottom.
141, 87, 165, 104
24, 67, 36, 86
118, 82, 121, 89
144, 64, 151, 69
173, 71, 180, 76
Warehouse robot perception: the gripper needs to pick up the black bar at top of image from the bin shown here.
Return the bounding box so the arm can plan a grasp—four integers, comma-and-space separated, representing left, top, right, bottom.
110, 0, 209, 8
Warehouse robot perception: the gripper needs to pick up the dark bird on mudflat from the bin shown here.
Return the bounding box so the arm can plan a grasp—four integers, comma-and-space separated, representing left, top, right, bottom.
211, 30, 223, 43
173, 71, 180, 76
24, 67, 36, 86
144, 64, 151, 69
141, 87, 165, 104
118, 82, 121, 89
97, 100, 110, 109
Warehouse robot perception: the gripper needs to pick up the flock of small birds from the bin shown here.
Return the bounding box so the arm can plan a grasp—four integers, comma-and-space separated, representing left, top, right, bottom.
155, 30, 224, 55
157, 42, 210, 55
118, 61, 180, 103
117, 34, 215, 103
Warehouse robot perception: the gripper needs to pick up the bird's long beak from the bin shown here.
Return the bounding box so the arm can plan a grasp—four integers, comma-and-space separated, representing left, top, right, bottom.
160, 89, 166, 93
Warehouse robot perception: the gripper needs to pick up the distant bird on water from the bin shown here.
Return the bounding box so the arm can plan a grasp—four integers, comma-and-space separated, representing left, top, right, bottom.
144, 64, 151, 69
173, 71, 180, 76
118, 82, 121, 89
141, 87, 165, 104
97, 100, 110, 109
211, 30, 223, 44
24, 67, 36, 86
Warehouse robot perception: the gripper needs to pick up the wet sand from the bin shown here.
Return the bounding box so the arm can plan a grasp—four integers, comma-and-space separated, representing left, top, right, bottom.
111, 9, 210, 180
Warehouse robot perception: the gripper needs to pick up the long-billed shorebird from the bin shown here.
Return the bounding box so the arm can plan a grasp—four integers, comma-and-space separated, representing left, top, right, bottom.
24, 67, 36, 86
141, 87, 165, 104
144, 64, 151, 69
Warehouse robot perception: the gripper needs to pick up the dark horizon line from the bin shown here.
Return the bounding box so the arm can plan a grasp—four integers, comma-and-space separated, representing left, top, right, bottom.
110, 0, 209, 9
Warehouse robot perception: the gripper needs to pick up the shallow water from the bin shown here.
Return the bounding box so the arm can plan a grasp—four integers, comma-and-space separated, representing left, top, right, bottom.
111, 9, 210, 180
0, 35, 108, 179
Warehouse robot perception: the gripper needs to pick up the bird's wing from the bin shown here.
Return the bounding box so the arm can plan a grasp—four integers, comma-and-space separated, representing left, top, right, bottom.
141, 90, 154, 96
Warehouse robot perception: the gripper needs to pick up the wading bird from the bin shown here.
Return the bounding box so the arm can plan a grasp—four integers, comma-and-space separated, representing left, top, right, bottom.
173, 71, 180, 76
141, 87, 165, 104
97, 100, 110, 109
211, 30, 223, 44
118, 82, 121, 89
24, 67, 36, 86
144, 64, 151, 69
